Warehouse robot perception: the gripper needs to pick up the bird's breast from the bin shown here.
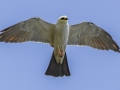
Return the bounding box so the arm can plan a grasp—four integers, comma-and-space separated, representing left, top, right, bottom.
54, 24, 69, 48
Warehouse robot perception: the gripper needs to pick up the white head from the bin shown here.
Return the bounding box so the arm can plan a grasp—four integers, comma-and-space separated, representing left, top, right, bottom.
57, 15, 68, 24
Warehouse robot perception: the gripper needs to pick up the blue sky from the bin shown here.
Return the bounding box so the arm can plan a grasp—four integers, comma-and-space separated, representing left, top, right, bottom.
0, 0, 120, 90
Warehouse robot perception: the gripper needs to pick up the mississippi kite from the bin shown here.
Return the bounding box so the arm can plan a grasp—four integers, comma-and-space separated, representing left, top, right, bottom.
0, 16, 119, 77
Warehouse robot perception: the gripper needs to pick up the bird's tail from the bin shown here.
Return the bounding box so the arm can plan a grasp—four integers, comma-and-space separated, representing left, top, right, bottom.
45, 51, 70, 77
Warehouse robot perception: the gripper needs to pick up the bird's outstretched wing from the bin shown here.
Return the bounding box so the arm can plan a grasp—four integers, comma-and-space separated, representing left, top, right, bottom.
68, 22, 120, 52
0, 18, 55, 43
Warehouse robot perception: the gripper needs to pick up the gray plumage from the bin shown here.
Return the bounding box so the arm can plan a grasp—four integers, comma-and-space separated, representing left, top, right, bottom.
68, 22, 119, 52
0, 16, 119, 77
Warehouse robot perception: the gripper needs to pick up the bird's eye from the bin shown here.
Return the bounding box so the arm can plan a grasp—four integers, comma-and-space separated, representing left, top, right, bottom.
61, 18, 65, 20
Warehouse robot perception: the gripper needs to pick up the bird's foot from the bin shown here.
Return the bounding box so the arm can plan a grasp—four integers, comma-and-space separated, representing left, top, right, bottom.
58, 49, 64, 57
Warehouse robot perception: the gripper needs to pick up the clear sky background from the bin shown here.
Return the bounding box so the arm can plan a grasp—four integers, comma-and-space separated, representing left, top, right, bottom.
0, 0, 120, 90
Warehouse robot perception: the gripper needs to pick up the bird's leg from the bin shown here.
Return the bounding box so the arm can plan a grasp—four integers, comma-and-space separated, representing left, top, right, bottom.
57, 45, 64, 57
60, 49, 64, 57
57, 45, 61, 57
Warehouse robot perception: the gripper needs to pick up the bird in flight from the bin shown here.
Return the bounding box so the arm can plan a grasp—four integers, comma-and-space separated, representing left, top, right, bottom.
0, 16, 119, 77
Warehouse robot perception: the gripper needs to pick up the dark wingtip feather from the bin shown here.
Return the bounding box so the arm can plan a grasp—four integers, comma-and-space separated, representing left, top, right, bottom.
117, 46, 120, 52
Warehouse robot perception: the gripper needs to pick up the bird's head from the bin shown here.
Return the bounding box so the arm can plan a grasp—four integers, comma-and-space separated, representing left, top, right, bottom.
57, 15, 68, 24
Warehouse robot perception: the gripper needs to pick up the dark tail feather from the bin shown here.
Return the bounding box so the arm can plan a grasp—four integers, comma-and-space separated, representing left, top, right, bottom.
45, 51, 70, 77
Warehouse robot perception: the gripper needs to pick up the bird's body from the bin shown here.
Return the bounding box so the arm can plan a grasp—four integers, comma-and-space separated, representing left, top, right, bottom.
53, 16, 69, 63
0, 15, 119, 77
